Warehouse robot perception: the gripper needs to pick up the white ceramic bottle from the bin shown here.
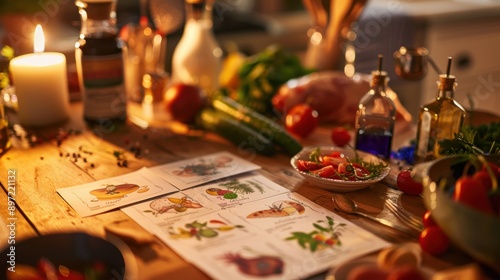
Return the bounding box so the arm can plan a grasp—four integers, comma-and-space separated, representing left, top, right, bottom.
171, 0, 222, 95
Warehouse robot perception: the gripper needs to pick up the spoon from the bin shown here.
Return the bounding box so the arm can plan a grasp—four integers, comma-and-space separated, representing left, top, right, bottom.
332, 194, 416, 236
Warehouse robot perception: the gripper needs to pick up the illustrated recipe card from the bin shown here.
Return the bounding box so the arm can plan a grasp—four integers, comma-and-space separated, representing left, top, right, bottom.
57, 152, 261, 217
122, 173, 390, 280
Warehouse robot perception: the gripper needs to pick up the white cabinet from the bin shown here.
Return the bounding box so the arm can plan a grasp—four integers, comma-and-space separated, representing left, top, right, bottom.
362, 0, 500, 119
422, 16, 500, 115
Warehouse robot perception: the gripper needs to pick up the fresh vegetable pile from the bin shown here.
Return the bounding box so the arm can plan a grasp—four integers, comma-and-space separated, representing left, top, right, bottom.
197, 95, 303, 157
419, 155, 500, 256
234, 46, 312, 114
294, 148, 388, 181
448, 155, 500, 216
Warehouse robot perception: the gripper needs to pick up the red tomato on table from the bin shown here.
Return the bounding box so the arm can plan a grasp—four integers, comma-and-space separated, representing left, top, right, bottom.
285, 104, 318, 138
396, 169, 423, 195
330, 126, 351, 147
419, 226, 450, 255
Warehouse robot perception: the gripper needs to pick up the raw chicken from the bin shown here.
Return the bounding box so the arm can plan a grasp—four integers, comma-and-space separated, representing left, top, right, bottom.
272, 71, 412, 125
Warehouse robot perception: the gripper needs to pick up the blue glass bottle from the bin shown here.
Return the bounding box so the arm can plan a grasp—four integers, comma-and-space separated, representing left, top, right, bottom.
355, 55, 396, 159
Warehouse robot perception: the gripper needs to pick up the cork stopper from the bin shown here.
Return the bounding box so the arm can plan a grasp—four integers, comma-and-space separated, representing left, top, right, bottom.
438, 57, 457, 90
371, 54, 388, 86
75, 0, 116, 20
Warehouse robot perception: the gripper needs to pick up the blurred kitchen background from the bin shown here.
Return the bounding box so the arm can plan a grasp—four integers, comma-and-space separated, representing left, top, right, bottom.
1, 0, 500, 120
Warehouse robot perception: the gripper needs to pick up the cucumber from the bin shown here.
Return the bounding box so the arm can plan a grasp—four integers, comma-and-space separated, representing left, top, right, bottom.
212, 96, 302, 156
198, 109, 276, 156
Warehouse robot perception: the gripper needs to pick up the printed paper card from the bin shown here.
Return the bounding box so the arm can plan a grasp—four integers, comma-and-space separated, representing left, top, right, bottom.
191, 173, 289, 208
187, 232, 305, 280
121, 190, 220, 233
57, 168, 178, 217
122, 174, 390, 280
148, 151, 261, 190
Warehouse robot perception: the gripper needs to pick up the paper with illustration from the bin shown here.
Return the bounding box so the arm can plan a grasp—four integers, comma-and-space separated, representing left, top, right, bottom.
122, 174, 390, 280
57, 152, 261, 217
148, 151, 261, 190
57, 168, 178, 217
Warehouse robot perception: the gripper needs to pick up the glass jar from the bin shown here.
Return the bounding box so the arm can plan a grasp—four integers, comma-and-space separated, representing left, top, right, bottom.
75, 0, 127, 131
354, 57, 396, 159
415, 73, 467, 162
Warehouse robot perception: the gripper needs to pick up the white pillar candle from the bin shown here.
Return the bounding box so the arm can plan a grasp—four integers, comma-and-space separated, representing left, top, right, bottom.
9, 25, 70, 127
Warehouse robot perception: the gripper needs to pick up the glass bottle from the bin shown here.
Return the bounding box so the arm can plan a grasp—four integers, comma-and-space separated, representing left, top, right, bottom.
415, 58, 466, 162
354, 55, 396, 159
171, 0, 222, 95
75, 0, 127, 131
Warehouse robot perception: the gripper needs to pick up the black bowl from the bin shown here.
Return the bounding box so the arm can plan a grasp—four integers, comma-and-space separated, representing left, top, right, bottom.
1, 232, 126, 279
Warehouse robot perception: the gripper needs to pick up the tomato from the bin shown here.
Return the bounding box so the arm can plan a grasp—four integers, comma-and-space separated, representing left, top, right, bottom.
422, 210, 437, 228
453, 176, 494, 215
482, 162, 500, 179
164, 83, 206, 124
310, 165, 340, 179
295, 160, 323, 172
351, 163, 370, 177
321, 155, 346, 167
419, 226, 450, 255
285, 104, 319, 138
396, 169, 423, 195
472, 170, 493, 191
331, 126, 351, 147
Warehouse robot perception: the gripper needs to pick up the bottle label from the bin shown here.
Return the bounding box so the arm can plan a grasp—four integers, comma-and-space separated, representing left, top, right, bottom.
417, 111, 432, 159
79, 52, 127, 119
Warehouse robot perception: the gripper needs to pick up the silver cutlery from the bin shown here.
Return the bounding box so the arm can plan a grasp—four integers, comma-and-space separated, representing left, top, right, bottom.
385, 197, 424, 233
332, 194, 417, 237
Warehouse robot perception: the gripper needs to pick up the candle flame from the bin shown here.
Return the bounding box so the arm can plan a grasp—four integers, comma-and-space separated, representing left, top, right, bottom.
34, 24, 45, 53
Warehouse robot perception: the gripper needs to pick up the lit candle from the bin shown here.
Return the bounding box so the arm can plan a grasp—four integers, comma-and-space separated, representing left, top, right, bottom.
9, 25, 70, 127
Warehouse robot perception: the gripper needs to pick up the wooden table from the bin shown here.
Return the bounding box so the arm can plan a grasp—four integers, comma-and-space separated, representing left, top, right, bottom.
0, 102, 491, 279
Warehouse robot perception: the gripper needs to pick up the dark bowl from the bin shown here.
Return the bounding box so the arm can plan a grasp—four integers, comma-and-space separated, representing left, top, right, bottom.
1, 232, 127, 279
421, 155, 500, 272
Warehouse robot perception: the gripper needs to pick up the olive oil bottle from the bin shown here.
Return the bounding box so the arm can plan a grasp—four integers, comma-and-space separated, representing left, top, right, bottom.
75, 0, 127, 131
415, 57, 467, 162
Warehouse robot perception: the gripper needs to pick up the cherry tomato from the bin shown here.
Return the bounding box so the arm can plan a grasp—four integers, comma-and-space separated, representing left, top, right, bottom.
453, 175, 494, 215
285, 104, 319, 138
396, 169, 423, 195
295, 160, 323, 172
164, 83, 206, 124
331, 126, 351, 147
422, 210, 437, 228
310, 165, 339, 179
419, 226, 450, 255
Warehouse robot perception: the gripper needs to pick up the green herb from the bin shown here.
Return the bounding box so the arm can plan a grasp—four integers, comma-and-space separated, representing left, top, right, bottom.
439, 122, 500, 156
235, 46, 313, 114
1, 45, 14, 88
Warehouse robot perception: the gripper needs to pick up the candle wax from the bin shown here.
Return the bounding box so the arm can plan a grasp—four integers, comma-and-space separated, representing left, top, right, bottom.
10, 52, 70, 127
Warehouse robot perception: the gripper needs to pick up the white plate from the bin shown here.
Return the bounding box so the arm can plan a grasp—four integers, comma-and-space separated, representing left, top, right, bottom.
290, 146, 390, 192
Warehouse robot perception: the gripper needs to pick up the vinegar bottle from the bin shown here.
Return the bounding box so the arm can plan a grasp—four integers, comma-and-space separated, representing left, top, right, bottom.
75, 0, 127, 131
415, 57, 467, 162
354, 55, 396, 159
171, 0, 222, 95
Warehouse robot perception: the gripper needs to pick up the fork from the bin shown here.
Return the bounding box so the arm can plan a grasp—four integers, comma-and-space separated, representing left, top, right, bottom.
385, 198, 424, 233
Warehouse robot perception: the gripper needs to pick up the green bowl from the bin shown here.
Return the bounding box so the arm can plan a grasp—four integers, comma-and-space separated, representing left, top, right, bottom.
421, 155, 500, 273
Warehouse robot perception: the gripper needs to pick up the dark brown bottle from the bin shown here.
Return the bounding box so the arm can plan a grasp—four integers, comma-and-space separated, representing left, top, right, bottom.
75, 0, 127, 132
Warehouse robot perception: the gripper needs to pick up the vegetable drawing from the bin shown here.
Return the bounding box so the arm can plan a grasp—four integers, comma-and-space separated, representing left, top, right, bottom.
221, 253, 284, 277
285, 216, 346, 252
